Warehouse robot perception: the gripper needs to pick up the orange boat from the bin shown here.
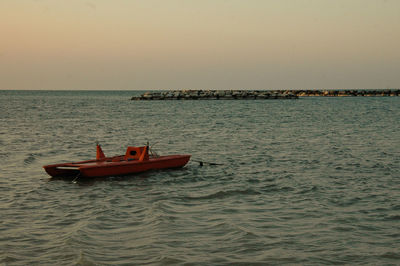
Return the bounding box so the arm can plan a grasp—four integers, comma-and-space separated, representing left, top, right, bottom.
43, 144, 191, 178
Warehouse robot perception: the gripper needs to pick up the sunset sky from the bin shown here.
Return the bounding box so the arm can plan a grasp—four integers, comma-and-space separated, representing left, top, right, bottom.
1, 0, 399, 90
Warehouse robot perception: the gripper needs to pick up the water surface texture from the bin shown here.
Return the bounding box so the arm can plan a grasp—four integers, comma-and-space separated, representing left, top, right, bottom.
1, 90, 399, 265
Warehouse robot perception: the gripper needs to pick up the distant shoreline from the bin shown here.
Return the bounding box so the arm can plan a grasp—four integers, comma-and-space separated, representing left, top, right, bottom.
131, 89, 400, 100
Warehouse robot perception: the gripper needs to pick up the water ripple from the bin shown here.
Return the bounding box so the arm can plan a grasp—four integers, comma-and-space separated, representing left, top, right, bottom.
1, 92, 399, 265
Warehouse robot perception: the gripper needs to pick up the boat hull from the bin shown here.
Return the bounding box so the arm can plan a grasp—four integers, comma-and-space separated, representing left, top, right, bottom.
44, 155, 191, 178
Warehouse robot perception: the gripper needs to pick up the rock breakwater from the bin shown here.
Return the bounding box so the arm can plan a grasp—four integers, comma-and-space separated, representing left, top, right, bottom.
131, 89, 400, 100
290, 89, 400, 97
131, 90, 298, 100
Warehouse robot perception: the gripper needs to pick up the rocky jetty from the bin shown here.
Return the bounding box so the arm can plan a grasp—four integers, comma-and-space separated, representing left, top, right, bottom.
131, 90, 298, 100
131, 89, 400, 100
288, 89, 400, 97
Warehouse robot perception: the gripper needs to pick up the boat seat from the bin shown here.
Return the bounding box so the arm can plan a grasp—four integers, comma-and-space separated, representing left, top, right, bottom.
124, 146, 149, 161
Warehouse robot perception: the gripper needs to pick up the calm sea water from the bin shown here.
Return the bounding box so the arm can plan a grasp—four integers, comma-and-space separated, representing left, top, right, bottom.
0, 90, 399, 265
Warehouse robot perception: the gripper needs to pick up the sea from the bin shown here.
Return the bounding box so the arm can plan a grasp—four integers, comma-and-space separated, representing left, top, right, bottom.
0, 90, 399, 265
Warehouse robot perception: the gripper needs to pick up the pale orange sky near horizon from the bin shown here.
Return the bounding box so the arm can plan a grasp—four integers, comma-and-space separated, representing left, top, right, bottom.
1, 0, 399, 90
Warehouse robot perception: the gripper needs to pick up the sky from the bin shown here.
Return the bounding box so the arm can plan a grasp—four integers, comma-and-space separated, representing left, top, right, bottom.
0, 0, 399, 90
